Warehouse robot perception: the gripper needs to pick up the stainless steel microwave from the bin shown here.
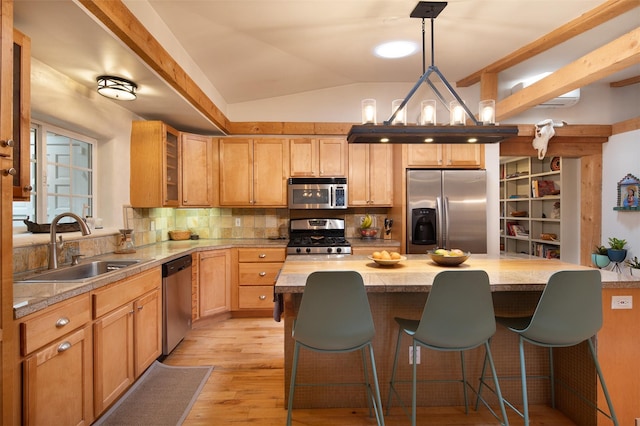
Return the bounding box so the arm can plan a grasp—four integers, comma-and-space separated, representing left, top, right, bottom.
288, 177, 347, 209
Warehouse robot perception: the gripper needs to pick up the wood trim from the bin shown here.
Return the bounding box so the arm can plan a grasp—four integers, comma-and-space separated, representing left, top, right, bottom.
457, 0, 639, 87
496, 28, 640, 121
580, 154, 603, 266
76, 0, 230, 134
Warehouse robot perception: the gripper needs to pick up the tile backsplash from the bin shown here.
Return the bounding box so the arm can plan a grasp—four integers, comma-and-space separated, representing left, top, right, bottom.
13, 207, 389, 274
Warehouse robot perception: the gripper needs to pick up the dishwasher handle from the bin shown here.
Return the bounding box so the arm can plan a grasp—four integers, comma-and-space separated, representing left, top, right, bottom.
162, 255, 193, 277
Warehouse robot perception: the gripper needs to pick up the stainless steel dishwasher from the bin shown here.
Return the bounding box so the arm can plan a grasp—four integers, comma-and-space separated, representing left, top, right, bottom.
162, 255, 192, 355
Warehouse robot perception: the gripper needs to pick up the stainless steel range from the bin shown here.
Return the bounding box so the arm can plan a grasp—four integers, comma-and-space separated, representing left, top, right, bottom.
287, 218, 352, 255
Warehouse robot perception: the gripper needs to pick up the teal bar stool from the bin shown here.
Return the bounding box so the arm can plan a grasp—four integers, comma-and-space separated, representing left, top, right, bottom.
286, 270, 385, 426
386, 270, 509, 426
477, 269, 618, 426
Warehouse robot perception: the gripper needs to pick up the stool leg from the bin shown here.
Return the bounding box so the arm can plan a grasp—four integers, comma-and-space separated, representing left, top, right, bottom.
549, 347, 555, 409
484, 341, 510, 426
474, 350, 489, 411
361, 346, 374, 418
460, 351, 469, 414
385, 327, 403, 413
412, 341, 418, 426
367, 343, 386, 426
518, 336, 530, 426
588, 339, 619, 426
287, 343, 301, 426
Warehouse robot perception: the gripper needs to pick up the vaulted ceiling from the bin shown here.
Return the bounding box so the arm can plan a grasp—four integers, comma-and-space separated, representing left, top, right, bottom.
13, 0, 640, 135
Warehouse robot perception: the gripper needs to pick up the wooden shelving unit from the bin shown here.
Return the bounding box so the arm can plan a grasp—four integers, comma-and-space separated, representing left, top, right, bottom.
499, 156, 579, 262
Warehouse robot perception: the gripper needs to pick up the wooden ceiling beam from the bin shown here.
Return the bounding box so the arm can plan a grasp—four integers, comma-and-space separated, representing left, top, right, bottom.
457, 0, 639, 88
76, 0, 231, 134
610, 75, 640, 87
496, 28, 640, 121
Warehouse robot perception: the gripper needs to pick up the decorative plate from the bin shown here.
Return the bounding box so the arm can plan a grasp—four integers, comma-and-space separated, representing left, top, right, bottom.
368, 255, 406, 265
550, 156, 560, 171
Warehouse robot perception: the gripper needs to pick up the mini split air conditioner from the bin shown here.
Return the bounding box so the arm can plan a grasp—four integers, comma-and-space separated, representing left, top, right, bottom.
511, 82, 580, 108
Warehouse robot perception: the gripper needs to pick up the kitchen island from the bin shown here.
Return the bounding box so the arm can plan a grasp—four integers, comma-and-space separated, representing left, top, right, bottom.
275, 254, 640, 425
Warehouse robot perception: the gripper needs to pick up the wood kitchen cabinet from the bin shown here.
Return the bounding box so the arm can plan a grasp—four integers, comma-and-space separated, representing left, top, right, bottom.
289, 137, 348, 177
197, 250, 231, 318
11, 29, 31, 200
20, 294, 93, 426
234, 247, 285, 315
348, 143, 393, 206
219, 138, 289, 207
130, 121, 180, 207
92, 268, 162, 415
181, 132, 215, 207
406, 144, 484, 168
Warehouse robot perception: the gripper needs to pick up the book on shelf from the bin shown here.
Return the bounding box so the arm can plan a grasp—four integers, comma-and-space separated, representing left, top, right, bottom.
533, 242, 560, 259
512, 224, 529, 237
531, 180, 556, 198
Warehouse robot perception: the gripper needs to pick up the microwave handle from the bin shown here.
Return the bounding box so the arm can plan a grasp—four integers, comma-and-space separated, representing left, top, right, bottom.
330, 186, 334, 206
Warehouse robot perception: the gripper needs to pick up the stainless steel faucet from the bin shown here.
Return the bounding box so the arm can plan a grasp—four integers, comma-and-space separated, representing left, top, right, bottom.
49, 212, 91, 269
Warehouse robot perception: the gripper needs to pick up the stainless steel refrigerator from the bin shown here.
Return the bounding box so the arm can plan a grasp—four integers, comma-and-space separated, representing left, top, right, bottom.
406, 169, 487, 254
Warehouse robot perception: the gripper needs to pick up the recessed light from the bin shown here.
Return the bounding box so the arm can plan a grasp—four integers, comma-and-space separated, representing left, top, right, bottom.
374, 41, 418, 59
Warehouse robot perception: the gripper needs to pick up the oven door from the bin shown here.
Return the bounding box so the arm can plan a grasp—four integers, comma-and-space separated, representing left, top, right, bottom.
288, 178, 347, 209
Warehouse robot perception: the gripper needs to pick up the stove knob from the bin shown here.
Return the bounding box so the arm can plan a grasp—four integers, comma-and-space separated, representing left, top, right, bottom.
336, 247, 342, 253
326, 247, 333, 253
305, 247, 311, 254
296, 248, 302, 254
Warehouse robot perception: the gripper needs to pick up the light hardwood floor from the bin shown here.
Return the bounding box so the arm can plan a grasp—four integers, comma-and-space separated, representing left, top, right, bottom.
164, 317, 576, 425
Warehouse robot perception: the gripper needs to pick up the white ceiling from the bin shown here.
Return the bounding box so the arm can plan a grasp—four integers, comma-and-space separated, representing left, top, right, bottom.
13, 0, 640, 135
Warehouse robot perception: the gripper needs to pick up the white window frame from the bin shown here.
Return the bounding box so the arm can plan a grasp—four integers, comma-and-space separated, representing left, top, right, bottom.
13, 121, 97, 232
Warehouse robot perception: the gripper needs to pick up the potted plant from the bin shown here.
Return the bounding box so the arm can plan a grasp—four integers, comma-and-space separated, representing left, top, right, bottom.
607, 237, 628, 263
592, 245, 611, 269
626, 256, 640, 276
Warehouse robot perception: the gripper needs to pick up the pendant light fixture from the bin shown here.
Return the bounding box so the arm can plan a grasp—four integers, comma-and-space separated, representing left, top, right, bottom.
96, 75, 137, 101
347, 1, 518, 144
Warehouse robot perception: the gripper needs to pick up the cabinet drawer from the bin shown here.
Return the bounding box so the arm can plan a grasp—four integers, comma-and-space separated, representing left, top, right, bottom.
93, 267, 162, 318
238, 248, 286, 263
20, 294, 91, 356
239, 286, 273, 309
238, 263, 282, 286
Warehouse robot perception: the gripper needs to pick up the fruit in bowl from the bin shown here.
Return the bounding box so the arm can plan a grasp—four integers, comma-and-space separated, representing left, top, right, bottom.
359, 227, 379, 239
428, 249, 470, 266
369, 250, 405, 265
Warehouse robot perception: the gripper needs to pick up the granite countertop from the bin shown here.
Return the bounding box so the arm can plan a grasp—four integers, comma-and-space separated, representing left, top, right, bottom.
13, 238, 291, 319
275, 253, 640, 294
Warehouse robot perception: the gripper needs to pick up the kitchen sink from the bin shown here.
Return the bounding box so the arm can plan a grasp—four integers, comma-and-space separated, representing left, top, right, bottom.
15, 260, 144, 283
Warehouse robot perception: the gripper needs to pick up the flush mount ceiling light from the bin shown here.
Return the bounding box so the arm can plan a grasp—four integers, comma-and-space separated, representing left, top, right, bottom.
348, 1, 519, 144
96, 75, 137, 101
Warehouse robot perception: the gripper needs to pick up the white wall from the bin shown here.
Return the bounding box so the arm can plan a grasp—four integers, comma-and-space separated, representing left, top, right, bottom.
602, 129, 640, 262
30, 59, 140, 229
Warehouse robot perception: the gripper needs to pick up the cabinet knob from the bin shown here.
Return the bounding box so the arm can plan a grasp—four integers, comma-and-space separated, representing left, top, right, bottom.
1, 139, 14, 148
138, 306, 143, 311
23, 185, 33, 192
57, 342, 72, 353
55, 317, 70, 328
259, 271, 267, 277
2, 168, 16, 176
259, 295, 267, 300
258, 253, 266, 258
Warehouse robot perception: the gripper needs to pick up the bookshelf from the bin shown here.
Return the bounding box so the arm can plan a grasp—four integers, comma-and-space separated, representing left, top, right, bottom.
499, 156, 579, 262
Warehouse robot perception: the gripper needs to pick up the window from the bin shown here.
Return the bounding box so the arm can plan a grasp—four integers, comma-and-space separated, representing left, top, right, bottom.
13, 122, 95, 229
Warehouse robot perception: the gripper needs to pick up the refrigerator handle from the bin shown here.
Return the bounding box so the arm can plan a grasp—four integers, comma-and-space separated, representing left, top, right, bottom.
436, 196, 443, 248
443, 196, 450, 249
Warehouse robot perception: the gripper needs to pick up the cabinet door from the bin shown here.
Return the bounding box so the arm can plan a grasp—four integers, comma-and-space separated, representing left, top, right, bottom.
253, 138, 289, 206
406, 144, 443, 167
219, 138, 252, 206
93, 304, 134, 415
23, 326, 93, 426
318, 138, 347, 176
368, 144, 393, 206
181, 133, 212, 207
348, 144, 369, 206
348, 144, 393, 206
199, 250, 230, 317
445, 144, 484, 168
12, 29, 31, 200
133, 289, 162, 377
289, 138, 318, 177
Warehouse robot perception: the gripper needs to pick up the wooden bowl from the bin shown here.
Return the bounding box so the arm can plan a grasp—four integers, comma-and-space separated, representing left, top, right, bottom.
428, 251, 470, 266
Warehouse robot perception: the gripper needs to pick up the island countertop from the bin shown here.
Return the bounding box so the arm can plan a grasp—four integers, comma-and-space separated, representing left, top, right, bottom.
275, 253, 639, 293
